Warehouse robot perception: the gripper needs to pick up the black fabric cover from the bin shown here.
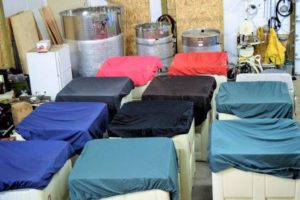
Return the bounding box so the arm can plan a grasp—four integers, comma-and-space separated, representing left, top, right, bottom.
142, 75, 216, 125
108, 100, 194, 138
55, 77, 133, 119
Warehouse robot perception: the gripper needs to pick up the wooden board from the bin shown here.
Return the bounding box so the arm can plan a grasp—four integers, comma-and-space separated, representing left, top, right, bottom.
47, 0, 85, 37
0, 0, 14, 68
10, 11, 40, 74
167, 0, 224, 52
40, 6, 64, 44
109, 0, 151, 55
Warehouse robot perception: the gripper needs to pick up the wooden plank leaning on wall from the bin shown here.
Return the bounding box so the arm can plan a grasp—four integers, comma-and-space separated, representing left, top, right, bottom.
0, 0, 15, 69
10, 11, 40, 74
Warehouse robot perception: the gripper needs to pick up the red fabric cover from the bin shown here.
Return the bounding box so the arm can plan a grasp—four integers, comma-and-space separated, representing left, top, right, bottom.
97, 56, 162, 86
168, 52, 228, 76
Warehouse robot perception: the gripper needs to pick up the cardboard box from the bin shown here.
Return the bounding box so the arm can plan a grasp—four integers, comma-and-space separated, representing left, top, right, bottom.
11, 102, 33, 125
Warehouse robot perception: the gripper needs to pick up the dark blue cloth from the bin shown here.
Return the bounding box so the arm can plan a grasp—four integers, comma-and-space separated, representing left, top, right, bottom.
108, 100, 194, 137
209, 119, 300, 179
0, 141, 74, 191
16, 102, 109, 152
55, 77, 134, 119
69, 138, 179, 200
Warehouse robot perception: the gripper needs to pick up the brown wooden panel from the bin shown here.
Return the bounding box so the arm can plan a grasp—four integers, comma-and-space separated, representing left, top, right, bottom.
10, 11, 40, 74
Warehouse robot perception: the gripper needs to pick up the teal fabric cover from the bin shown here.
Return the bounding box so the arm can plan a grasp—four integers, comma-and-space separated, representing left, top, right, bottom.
69, 138, 178, 200
209, 119, 300, 179
216, 81, 293, 118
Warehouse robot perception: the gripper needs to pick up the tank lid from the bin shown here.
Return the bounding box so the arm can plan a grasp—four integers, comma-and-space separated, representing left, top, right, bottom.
60, 6, 121, 16
135, 22, 171, 31
182, 29, 220, 38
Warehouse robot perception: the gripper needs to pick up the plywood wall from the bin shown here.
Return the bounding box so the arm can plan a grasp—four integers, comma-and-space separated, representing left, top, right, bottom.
167, 0, 224, 52
109, 0, 151, 55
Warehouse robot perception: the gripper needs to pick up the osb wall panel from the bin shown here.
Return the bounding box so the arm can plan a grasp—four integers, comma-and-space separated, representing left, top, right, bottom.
170, 0, 223, 52
0, 0, 14, 68
167, 0, 176, 19
109, 0, 150, 55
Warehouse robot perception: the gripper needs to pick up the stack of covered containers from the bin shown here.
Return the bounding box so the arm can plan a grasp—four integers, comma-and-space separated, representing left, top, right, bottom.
9, 77, 183, 200
209, 72, 300, 200
108, 100, 195, 200
166, 52, 229, 161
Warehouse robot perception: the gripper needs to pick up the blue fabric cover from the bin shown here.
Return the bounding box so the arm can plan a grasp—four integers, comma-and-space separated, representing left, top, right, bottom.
16, 102, 109, 152
216, 81, 293, 118
0, 141, 74, 191
69, 138, 179, 200
209, 119, 300, 179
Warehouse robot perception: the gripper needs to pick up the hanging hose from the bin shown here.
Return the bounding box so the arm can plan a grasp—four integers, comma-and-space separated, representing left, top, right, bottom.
157, 14, 178, 53
268, 0, 293, 31
276, 0, 293, 18
269, 0, 293, 31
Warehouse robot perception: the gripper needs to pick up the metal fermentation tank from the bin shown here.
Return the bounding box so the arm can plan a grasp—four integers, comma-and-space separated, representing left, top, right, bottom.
182, 29, 221, 52
60, 6, 124, 77
135, 22, 175, 70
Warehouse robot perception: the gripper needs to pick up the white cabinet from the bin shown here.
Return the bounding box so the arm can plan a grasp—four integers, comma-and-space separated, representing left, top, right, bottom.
26, 45, 73, 100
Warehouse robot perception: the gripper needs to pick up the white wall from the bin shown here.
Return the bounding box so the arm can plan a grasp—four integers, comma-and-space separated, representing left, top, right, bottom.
223, 0, 290, 64
3, 0, 46, 17
149, 0, 162, 22
88, 0, 107, 6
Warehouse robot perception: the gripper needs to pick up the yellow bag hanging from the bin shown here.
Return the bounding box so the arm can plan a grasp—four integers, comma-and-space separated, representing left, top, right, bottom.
264, 28, 286, 65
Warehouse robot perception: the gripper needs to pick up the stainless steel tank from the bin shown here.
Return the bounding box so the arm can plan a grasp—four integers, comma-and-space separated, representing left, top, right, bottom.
60, 6, 124, 77
135, 22, 175, 70
182, 29, 221, 52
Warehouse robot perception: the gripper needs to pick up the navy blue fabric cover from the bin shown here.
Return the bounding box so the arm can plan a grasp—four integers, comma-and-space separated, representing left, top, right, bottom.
0, 141, 74, 191
69, 138, 179, 200
16, 102, 109, 152
216, 81, 293, 118
55, 77, 133, 119
108, 100, 194, 137
142, 75, 216, 125
209, 119, 300, 179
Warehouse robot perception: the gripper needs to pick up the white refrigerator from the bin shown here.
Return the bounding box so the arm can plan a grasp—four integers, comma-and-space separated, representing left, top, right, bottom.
26, 44, 73, 100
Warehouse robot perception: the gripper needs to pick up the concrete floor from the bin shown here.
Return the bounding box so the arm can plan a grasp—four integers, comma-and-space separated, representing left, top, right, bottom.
191, 76, 300, 200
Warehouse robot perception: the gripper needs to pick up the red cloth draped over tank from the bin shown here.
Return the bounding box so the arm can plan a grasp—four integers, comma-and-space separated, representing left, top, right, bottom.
97, 56, 162, 86
168, 52, 228, 76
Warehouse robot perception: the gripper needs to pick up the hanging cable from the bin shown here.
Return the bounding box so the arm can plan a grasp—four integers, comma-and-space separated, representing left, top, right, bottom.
276, 0, 293, 18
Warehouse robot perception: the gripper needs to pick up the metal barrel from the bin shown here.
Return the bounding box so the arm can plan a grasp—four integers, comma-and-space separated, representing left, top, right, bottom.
182, 28, 221, 52
135, 22, 175, 69
60, 6, 124, 77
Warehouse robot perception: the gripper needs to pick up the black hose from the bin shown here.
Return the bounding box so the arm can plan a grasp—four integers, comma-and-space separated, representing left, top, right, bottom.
269, 0, 293, 31
157, 14, 178, 53
268, 16, 281, 31
276, 0, 293, 18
